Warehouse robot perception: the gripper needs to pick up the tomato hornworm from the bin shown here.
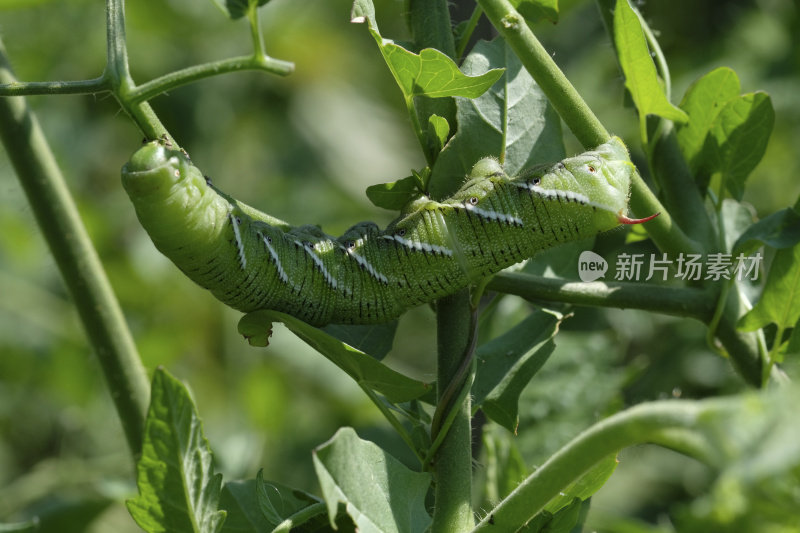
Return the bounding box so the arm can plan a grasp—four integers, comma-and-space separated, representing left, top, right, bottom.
121, 137, 656, 325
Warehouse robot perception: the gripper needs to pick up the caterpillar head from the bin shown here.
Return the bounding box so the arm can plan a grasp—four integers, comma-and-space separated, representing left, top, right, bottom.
122, 141, 203, 199
522, 137, 657, 229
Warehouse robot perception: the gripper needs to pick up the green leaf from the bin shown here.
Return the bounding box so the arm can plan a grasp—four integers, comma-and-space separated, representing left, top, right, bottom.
472, 310, 562, 432
737, 242, 800, 357
481, 425, 528, 504
0, 519, 40, 532
365, 176, 421, 211
238, 310, 431, 403
676, 67, 741, 176
127, 368, 226, 533
427, 114, 450, 153
211, 0, 269, 20
785, 325, 800, 358
613, 0, 688, 130
220, 477, 325, 533
669, 388, 800, 531
703, 91, 775, 200
219, 481, 271, 533
351, 0, 503, 101
255, 472, 327, 532
429, 37, 565, 199
475, 387, 800, 532
313, 427, 431, 533
520, 498, 583, 533
542, 454, 617, 514
675, 67, 775, 198
321, 322, 398, 361
511, 0, 559, 24
720, 199, 757, 253
732, 207, 800, 256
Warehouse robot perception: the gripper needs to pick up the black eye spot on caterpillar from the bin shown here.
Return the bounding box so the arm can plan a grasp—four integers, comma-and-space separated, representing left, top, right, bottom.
121, 137, 655, 325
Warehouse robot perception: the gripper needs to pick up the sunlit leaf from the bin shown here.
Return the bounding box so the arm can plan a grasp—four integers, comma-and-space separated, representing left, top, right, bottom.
613, 0, 688, 130
737, 243, 800, 360
703, 91, 774, 200
127, 368, 226, 533
313, 428, 431, 532
351, 0, 503, 101
677, 67, 741, 176
429, 37, 564, 199
428, 114, 450, 153
365, 176, 421, 211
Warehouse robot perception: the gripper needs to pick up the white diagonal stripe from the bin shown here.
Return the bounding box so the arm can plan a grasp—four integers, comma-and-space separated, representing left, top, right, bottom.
261, 234, 289, 284
463, 203, 524, 226
381, 234, 454, 256
297, 241, 340, 290
229, 213, 247, 270
346, 249, 389, 284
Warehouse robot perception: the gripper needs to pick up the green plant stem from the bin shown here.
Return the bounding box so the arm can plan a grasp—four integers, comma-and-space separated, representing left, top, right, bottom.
455, 6, 484, 60
477, 0, 608, 149
273, 502, 327, 533
106, 0, 169, 142
128, 55, 294, 105
595, 0, 764, 384
477, 0, 695, 260
407, 0, 457, 59
430, 308, 478, 444
360, 386, 425, 467
432, 291, 476, 533
0, 40, 149, 457
403, 2, 474, 530
0, 77, 110, 96
482, 0, 765, 386
471, 396, 741, 531
247, 4, 266, 57
488, 273, 715, 320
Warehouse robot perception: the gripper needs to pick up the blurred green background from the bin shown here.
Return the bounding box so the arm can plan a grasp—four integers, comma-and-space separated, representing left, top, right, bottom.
1, 0, 798, 530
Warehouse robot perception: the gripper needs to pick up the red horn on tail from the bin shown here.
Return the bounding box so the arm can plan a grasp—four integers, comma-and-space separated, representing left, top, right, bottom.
617, 212, 660, 225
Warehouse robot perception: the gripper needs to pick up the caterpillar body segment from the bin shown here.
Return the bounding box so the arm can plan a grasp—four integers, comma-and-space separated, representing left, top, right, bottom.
121, 137, 646, 325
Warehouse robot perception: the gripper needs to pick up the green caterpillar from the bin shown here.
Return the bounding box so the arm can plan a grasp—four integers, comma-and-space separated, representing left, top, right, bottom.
121, 137, 655, 325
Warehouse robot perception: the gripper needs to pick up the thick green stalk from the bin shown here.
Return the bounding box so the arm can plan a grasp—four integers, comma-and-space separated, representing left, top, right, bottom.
407, 0, 456, 58
0, 40, 149, 456
404, 2, 475, 530
432, 291, 475, 533
472, 397, 740, 531
488, 273, 714, 320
